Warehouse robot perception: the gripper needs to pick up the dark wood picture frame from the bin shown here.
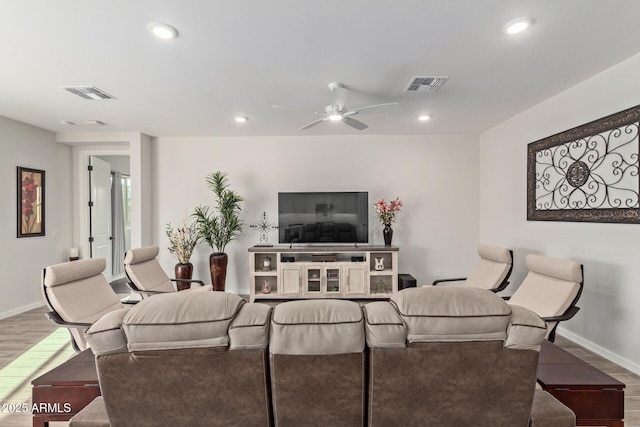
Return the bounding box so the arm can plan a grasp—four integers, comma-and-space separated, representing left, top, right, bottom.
527, 105, 640, 223
17, 166, 46, 237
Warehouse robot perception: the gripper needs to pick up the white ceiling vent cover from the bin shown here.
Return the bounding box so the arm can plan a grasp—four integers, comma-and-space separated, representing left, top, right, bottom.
404, 76, 450, 93
61, 86, 116, 100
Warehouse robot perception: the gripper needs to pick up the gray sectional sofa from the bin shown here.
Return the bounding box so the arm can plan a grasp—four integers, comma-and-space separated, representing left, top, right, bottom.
70, 287, 575, 427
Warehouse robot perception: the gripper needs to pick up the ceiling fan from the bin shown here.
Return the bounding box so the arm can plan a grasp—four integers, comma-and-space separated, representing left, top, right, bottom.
298, 82, 398, 131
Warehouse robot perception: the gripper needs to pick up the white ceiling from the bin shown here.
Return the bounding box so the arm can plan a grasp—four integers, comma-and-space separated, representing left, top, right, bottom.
2, 1, 640, 137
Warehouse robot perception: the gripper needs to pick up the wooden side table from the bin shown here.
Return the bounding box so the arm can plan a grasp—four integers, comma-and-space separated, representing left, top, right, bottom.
537, 340, 625, 427
31, 349, 99, 427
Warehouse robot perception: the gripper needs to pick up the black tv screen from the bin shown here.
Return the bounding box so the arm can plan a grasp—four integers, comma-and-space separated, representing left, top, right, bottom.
278, 192, 369, 244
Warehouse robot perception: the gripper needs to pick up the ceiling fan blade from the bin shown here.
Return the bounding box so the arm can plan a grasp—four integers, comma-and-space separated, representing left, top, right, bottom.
342, 116, 368, 130
345, 102, 399, 116
300, 118, 327, 130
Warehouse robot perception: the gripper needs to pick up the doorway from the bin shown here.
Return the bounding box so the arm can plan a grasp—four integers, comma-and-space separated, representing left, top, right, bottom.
86, 155, 131, 282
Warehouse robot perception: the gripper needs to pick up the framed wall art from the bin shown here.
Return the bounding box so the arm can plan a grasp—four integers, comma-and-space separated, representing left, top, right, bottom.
527, 104, 640, 223
17, 166, 45, 237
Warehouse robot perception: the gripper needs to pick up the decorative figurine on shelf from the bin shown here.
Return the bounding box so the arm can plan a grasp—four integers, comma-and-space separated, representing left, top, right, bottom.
374, 256, 385, 271
261, 280, 271, 294
376, 280, 387, 293
250, 212, 278, 247
262, 255, 271, 272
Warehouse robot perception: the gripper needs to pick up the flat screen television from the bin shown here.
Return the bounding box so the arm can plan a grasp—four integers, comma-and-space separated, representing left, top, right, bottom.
278, 192, 368, 244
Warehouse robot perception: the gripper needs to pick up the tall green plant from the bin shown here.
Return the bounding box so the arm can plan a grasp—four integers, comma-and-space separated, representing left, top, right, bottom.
193, 171, 244, 253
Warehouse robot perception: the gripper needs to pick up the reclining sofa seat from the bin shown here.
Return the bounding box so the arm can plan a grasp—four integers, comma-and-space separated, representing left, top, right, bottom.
269, 299, 366, 427
364, 287, 549, 427
78, 291, 272, 427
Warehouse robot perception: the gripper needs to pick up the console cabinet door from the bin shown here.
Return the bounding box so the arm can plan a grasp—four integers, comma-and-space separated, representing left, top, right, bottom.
343, 265, 367, 295
280, 265, 302, 295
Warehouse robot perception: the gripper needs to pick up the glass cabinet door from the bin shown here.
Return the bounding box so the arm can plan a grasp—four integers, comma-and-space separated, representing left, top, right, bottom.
306, 267, 322, 293
326, 268, 341, 294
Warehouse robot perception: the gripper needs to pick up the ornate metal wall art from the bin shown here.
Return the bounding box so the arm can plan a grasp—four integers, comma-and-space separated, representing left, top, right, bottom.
527, 105, 640, 223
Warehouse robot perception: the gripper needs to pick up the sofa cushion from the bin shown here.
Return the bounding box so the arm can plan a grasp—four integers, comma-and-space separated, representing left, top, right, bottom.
229, 303, 272, 350
270, 299, 364, 355
122, 291, 244, 351
363, 301, 406, 348
391, 287, 511, 343
504, 304, 547, 350
85, 308, 130, 356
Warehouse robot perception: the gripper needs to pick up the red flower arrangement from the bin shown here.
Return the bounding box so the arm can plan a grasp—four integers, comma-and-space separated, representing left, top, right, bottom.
374, 197, 403, 226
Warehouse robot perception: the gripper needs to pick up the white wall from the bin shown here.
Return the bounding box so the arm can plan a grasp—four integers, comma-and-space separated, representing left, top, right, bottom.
152, 134, 480, 294
479, 53, 640, 373
0, 116, 72, 318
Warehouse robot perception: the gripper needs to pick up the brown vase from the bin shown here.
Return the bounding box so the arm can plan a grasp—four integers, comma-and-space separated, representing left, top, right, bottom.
209, 252, 228, 291
174, 262, 193, 291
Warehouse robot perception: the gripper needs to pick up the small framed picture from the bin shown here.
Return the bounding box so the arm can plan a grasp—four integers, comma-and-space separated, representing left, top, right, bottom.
17, 166, 45, 237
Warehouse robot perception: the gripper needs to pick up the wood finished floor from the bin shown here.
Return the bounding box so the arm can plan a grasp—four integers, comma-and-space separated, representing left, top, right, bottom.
0, 306, 638, 427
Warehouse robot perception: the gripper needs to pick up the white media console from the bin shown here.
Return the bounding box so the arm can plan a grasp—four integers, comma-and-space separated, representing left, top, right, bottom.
248, 245, 399, 302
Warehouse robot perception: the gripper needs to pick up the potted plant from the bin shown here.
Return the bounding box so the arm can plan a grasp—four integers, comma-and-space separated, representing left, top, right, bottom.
374, 197, 403, 246
193, 171, 244, 291
165, 216, 200, 290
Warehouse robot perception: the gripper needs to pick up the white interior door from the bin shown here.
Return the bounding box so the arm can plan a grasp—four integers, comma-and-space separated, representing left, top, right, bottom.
89, 156, 113, 280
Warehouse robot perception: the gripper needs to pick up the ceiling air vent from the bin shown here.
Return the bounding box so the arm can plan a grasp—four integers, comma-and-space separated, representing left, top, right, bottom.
404, 76, 450, 93
85, 120, 107, 126
60, 86, 116, 100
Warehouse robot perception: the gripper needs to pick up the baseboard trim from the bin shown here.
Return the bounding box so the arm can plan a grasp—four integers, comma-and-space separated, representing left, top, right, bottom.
0, 301, 45, 321
558, 327, 640, 376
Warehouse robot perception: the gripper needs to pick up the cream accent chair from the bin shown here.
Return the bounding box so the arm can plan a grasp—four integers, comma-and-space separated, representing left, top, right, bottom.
506, 254, 583, 342
70, 291, 273, 427
42, 258, 130, 352
432, 244, 513, 292
124, 245, 211, 296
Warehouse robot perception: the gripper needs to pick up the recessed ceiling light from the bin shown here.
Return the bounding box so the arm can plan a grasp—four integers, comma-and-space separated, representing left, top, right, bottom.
503, 17, 534, 34
234, 116, 248, 123
148, 23, 179, 39
418, 114, 431, 121
59, 120, 75, 126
